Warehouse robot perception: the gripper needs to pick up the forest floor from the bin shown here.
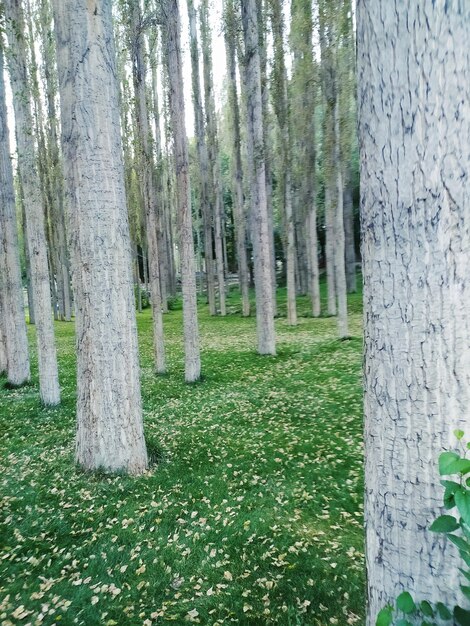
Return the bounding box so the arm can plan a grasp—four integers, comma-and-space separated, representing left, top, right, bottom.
0, 280, 365, 626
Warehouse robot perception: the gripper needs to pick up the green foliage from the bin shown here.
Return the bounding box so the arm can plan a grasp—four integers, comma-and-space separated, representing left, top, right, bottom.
378, 434, 470, 626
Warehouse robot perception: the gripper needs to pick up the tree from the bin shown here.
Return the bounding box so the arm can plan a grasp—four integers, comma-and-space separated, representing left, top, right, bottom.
125, 0, 166, 374
187, 0, 216, 316
223, 0, 250, 317
358, 1, 469, 622
162, 0, 201, 382
200, 0, 226, 316
241, 0, 276, 355
269, 0, 296, 326
5, 0, 60, 405
0, 44, 30, 386
53, 0, 147, 473
290, 0, 320, 317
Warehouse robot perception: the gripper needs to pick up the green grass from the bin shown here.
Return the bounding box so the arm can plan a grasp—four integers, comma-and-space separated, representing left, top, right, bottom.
0, 280, 365, 626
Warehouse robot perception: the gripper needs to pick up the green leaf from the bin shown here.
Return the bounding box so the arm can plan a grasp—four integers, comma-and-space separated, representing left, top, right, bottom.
439, 452, 460, 475
396, 592, 416, 614
429, 515, 459, 533
438, 452, 470, 476
420, 622, 436, 626
396, 620, 412, 626
455, 429, 465, 441
376, 607, 393, 626
420, 601, 434, 617
456, 488, 470, 524
442, 480, 461, 509
436, 602, 452, 620
448, 534, 470, 554
454, 605, 470, 626
461, 585, 470, 600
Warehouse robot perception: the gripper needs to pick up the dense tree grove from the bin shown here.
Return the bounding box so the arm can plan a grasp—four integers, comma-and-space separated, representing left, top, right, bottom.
1, 0, 468, 624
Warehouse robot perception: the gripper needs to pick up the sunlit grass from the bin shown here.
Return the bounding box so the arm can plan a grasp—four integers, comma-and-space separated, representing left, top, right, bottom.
0, 277, 365, 625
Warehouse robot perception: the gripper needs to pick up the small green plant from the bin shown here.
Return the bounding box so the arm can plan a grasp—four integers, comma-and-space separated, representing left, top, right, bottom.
377, 430, 470, 626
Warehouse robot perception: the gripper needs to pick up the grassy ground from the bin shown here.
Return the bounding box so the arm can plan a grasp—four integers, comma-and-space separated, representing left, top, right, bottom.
0, 281, 365, 626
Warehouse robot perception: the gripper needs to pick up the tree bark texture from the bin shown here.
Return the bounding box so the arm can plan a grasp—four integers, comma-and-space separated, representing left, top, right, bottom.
358, 1, 469, 621
53, 0, 148, 473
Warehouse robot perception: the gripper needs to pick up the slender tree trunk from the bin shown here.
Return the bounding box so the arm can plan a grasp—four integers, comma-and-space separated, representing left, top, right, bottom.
241, 0, 276, 355
0, 46, 30, 386
269, 0, 296, 325
343, 170, 356, 293
39, 0, 72, 321
0, 289, 7, 375
127, 0, 165, 374
53, 0, 147, 473
5, 0, 60, 405
333, 91, 348, 338
358, 2, 469, 622
258, 0, 276, 314
200, 0, 226, 316
163, 0, 201, 382
224, 0, 250, 317
187, 0, 216, 316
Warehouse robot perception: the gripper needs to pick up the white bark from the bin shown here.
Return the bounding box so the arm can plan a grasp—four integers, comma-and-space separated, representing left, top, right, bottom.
223, 0, 250, 317
128, 0, 166, 374
0, 45, 30, 386
163, 0, 201, 382
187, 0, 216, 317
53, 0, 148, 473
200, 0, 226, 316
333, 91, 348, 338
241, 0, 276, 355
358, 1, 469, 622
5, 0, 60, 405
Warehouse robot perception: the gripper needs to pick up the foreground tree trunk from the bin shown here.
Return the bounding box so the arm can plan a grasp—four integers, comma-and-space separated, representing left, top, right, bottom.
53, 0, 148, 474
163, 0, 201, 382
0, 46, 30, 386
359, 2, 469, 622
241, 0, 275, 355
5, 0, 60, 405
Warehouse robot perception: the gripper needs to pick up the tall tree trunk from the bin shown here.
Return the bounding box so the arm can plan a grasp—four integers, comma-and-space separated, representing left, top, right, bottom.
333, 90, 348, 338
53, 0, 147, 473
223, 0, 250, 317
358, 2, 468, 622
343, 169, 356, 293
319, 1, 336, 317
5, 0, 60, 405
241, 0, 276, 355
0, 46, 30, 386
39, 0, 73, 321
127, 0, 166, 374
258, 0, 276, 314
290, 0, 320, 317
163, 0, 201, 382
200, 0, 226, 316
187, 0, 216, 316
269, 0, 296, 326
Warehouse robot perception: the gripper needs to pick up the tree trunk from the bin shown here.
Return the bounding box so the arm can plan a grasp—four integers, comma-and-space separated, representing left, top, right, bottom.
358, 2, 469, 622
241, 0, 276, 355
127, 0, 166, 374
187, 0, 216, 317
223, 0, 250, 317
0, 45, 30, 386
333, 91, 348, 338
5, 0, 60, 405
200, 0, 226, 316
269, 0, 296, 326
343, 173, 356, 294
53, 0, 147, 473
163, 0, 201, 382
